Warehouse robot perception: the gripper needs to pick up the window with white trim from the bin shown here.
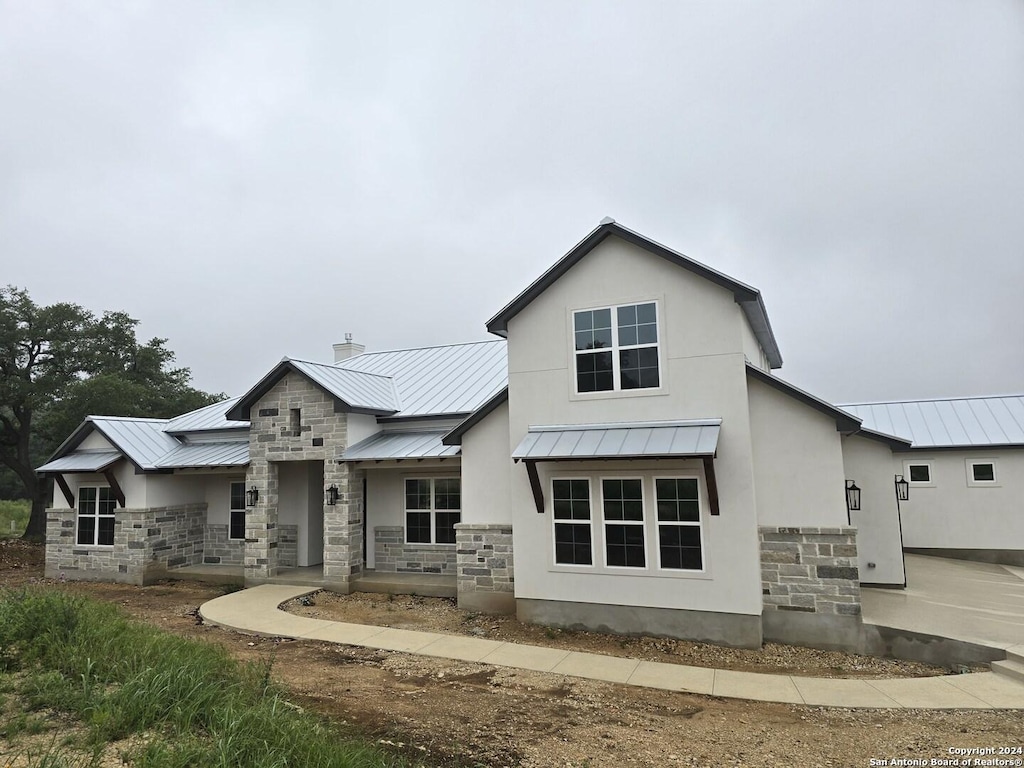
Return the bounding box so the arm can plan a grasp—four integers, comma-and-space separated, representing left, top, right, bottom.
77, 486, 116, 546
655, 478, 703, 570
967, 459, 998, 486
229, 481, 246, 540
552, 479, 593, 565
405, 478, 461, 544
906, 463, 931, 484
601, 479, 645, 568
573, 302, 660, 393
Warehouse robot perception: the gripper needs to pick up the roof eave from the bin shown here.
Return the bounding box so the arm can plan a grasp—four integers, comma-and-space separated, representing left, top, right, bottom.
746, 364, 861, 433
443, 387, 509, 445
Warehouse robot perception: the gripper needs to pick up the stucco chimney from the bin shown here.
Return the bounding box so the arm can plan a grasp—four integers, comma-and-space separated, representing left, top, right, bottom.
333, 333, 365, 362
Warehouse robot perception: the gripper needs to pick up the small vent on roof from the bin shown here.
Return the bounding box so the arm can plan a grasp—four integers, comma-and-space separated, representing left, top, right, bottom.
600, 216, 616, 225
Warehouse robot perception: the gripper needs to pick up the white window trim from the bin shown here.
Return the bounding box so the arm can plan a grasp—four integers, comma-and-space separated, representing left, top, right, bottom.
76, 485, 116, 548
904, 460, 935, 488
966, 458, 999, 487
550, 476, 595, 569
547, 473, 710, 578
569, 300, 664, 397
598, 476, 647, 571
403, 476, 462, 546
229, 480, 246, 541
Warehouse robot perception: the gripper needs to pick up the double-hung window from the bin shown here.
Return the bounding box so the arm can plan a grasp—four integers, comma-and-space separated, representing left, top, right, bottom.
553, 479, 593, 565
602, 479, 646, 568
77, 487, 116, 546
229, 481, 246, 540
405, 478, 461, 544
655, 478, 703, 570
574, 302, 659, 393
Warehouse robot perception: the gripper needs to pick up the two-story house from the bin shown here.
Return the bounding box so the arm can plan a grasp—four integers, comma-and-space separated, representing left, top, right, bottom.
39, 219, 1023, 652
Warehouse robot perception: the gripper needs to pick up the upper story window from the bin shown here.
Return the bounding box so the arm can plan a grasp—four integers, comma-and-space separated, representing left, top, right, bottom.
967, 459, 998, 487
573, 302, 660, 393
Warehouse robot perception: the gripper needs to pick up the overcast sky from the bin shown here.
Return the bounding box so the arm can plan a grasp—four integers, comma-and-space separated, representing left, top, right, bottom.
2, 1, 1022, 405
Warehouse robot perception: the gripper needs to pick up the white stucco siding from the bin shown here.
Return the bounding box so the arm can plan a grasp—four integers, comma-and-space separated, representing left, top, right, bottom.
747, 376, 848, 527
461, 399, 513, 525
140, 474, 206, 508
48, 431, 148, 509
503, 235, 763, 617
203, 475, 245, 526
740, 316, 768, 371
897, 450, 1024, 551
841, 435, 906, 585
346, 414, 380, 446
79, 432, 115, 451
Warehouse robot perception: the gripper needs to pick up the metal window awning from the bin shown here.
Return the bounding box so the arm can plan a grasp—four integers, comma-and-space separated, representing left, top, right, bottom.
37, 451, 123, 474
511, 420, 722, 516
339, 430, 461, 462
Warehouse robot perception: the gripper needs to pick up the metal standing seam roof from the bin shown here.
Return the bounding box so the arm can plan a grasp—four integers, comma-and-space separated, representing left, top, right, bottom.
340, 431, 461, 461
840, 396, 1024, 448
512, 420, 722, 461
337, 340, 508, 418
36, 451, 123, 474
155, 442, 250, 469
287, 359, 401, 413
86, 417, 181, 471
164, 397, 249, 433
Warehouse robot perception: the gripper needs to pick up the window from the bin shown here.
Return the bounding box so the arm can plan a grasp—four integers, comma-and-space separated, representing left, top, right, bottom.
655, 478, 703, 570
905, 461, 934, 487
229, 481, 246, 540
77, 487, 116, 546
573, 302, 659, 393
405, 478, 461, 544
602, 479, 645, 568
967, 459, 998, 487
289, 408, 301, 436
552, 479, 592, 565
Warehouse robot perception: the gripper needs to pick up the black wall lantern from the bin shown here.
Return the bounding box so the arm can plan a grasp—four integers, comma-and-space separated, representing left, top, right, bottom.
845, 480, 861, 513
325, 484, 340, 506
245, 486, 259, 507
895, 474, 910, 502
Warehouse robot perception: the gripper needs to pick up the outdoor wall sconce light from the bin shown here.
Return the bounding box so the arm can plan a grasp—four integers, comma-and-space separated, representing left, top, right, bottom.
845, 480, 861, 512
326, 484, 340, 506
894, 474, 910, 502
245, 486, 259, 507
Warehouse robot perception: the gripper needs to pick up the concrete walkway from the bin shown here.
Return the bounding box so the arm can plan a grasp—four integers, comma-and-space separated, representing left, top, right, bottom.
200, 584, 1024, 710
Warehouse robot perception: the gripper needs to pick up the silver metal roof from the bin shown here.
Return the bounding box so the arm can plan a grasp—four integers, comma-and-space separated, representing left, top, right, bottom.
164, 397, 249, 433
840, 396, 1024, 448
87, 417, 182, 471
37, 451, 122, 474
337, 340, 508, 418
156, 441, 250, 469
340, 430, 461, 461
512, 419, 722, 461
287, 358, 400, 413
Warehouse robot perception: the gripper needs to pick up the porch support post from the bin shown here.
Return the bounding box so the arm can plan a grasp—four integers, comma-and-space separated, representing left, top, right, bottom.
323, 460, 363, 590
54, 474, 75, 508
244, 460, 279, 581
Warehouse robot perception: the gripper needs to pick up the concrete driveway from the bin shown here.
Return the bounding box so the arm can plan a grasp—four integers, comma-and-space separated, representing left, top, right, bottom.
862, 554, 1024, 651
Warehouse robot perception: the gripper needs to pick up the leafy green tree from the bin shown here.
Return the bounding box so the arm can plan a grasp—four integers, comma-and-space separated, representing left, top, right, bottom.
0, 287, 222, 540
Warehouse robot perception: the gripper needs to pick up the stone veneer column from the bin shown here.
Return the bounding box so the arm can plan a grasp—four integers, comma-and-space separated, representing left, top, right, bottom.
244, 460, 279, 580
759, 525, 862, 651
323, 462, 363, 588
455, 523, 515, 614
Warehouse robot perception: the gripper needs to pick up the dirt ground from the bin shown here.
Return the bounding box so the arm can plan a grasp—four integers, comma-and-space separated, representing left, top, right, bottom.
2, 540, 1022, 768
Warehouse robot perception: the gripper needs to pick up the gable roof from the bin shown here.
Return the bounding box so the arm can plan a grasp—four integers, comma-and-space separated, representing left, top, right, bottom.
226, 357, 401, 421
41, 416, 180, 473
746, 364, 862, 433
443, 386, 508, 445
164, 397, 249, 434
337, 340, 508, 419
840, 396, 1024, 448
486, 220, 783, 369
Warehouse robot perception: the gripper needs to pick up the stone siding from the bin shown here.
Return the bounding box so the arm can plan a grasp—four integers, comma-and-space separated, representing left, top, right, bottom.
203, 524, 244, 565
46, 503, 207, 586
760, 526, 861, 616
278, 524, 298, 568
455, 523, 515, 614
373, 526, 458, 574
245, 372, 361, 586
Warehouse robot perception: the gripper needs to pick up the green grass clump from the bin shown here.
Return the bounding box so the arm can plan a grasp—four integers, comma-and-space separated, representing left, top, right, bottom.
0, 499, 30, 538
0, 588, 419, 767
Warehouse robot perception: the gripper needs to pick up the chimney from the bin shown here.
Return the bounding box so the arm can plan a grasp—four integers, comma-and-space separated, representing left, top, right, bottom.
333, 333, 365, 362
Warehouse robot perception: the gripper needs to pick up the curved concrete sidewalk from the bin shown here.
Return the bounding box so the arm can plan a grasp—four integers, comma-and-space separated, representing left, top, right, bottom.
200, 585, 1024, 710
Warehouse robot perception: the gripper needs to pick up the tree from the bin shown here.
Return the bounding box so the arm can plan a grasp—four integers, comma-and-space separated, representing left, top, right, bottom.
0, 287, 222, 540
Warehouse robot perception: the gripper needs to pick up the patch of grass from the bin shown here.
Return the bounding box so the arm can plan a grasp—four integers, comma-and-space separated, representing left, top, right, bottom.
0, 499, 30, 539
0, 587, 420, 767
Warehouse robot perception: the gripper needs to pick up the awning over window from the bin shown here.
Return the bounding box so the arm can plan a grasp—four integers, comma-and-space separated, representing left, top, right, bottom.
36, 451, 123, 474
512, 420, 721, 461
339, 431, 461, 462
511, 420, 722, 516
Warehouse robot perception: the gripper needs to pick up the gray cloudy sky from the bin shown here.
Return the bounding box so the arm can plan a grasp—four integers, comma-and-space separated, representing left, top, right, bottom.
2, 1, 1022, 405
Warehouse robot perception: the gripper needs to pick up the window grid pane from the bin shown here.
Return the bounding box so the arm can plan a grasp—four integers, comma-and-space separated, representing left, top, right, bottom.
908, 465, 930, 483
656, 478, 703, 570
972, 463, 995, 482
406, 511, 431, 543
554, 522, 592, 565
553, 480, 591, 520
